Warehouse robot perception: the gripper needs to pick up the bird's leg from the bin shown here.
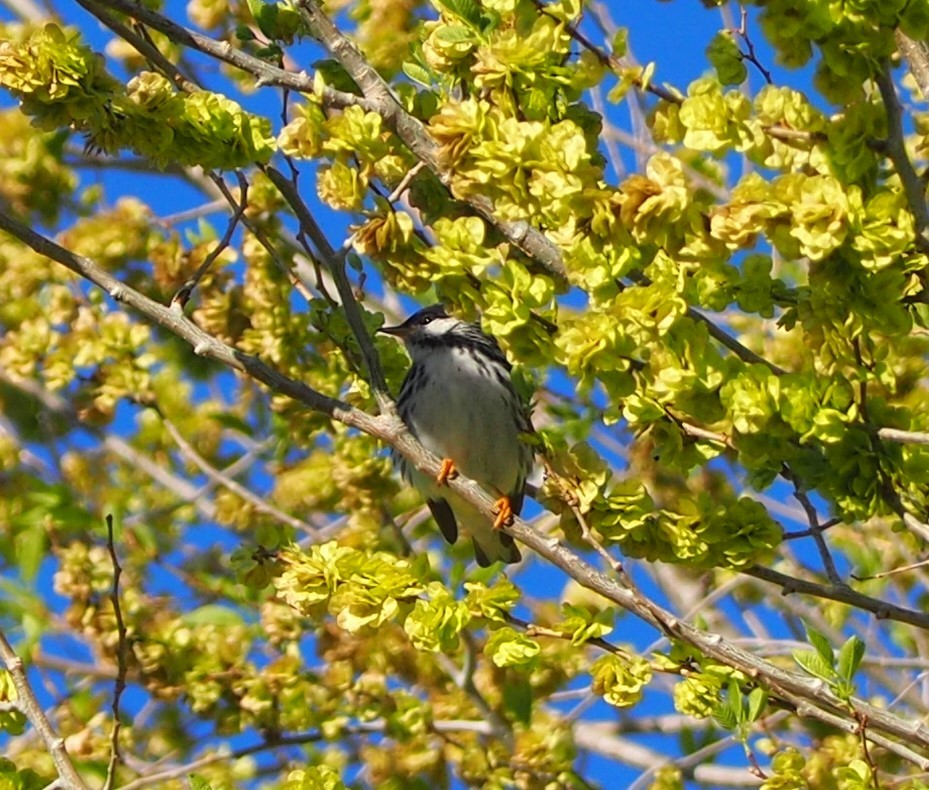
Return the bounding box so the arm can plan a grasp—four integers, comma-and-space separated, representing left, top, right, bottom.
492, 496, 514, 530
436, 458, 458, 486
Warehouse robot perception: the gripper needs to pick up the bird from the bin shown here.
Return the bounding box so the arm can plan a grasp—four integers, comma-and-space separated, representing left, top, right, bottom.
380, 304, 533, 566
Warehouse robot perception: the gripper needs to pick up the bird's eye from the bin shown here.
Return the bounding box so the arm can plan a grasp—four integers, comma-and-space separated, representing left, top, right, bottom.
421, 316, 434, 325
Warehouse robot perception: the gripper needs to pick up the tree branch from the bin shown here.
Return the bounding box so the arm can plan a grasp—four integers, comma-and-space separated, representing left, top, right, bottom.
875, 62, 929, 253
0, 628, 88, 790
102, 514, 128, 790
742, 565, 929, 630
262, 165, 393, 410
160, 416, 321, 535
896, 30, 929, 103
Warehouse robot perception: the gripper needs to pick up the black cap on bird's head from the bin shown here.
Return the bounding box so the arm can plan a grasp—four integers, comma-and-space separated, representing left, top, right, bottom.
380, 304, 447, 335
379, 305, 459, 343
379, 304, 508, 365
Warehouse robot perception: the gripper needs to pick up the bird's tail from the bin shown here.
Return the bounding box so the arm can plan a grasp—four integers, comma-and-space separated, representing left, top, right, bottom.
465, 508, 521, 566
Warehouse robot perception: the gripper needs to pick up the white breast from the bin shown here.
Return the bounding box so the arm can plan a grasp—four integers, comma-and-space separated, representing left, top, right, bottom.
404, 346, 521, 493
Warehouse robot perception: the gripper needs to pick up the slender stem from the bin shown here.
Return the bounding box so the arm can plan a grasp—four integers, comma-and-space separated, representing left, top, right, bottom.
742, 565, 929, 630
102, 514, 128, 790
161, 416, 321, 534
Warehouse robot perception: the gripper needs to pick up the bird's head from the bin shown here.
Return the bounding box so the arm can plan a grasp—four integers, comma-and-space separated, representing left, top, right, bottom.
380, 305, 462, 352
380, 304, 508, 367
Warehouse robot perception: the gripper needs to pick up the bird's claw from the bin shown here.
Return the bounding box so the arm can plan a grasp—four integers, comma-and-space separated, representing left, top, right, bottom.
436, 458, 458, 486
492, 496, 513, 530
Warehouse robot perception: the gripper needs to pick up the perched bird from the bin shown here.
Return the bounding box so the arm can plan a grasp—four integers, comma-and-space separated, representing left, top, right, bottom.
380, 305, 533, 566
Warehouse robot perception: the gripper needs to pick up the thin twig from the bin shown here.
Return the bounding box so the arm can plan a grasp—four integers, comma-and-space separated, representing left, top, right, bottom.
160, 415, 321, 536
790, 481, 842, 585
102, 514, 128, 790
171, 173, 248, 310
527, 0, 682, 105
735, 7, 772, 85
262, 165, 393, 410
688, 307, 786, 375
852, 556, 929, 581
76, 0, 201, 92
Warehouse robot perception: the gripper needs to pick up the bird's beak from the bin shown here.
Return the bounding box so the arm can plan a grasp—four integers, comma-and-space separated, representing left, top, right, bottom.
379, 322, 409, 337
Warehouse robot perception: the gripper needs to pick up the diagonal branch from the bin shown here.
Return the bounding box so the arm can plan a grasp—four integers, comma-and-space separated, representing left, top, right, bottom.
161, 416, 321, 535
742, 565, 929, 630
262, 165, 392, 410
0, 627, 89, 790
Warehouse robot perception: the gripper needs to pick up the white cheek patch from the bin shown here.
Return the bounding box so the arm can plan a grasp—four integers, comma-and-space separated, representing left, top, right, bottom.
423, 317, 460, 335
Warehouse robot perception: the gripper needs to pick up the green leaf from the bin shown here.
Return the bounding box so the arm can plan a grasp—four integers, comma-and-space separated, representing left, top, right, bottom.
727, 678, 744, 725
747, 687, 768, 723
837, 635, 865, 684
14, 526, 45, 583
209, 412, 254, 434
433, 25, 476, 44
402, 60, 434, 88
235, 24, 255, 41
792, 649, 836, 683
189, 775, 214, 790
433, 0, 483, 28
713, 701, 738, 730
804, 625, 835, 666
312, 59, 362, 95
245, 0, 283, 40
706, 30, 747, 85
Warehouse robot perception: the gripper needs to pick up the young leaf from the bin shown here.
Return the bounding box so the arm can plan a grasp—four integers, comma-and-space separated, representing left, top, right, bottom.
792, 649, 837, 684
804, 625, 835, 666
746, 687, 768, 723
837, 635, 865, 685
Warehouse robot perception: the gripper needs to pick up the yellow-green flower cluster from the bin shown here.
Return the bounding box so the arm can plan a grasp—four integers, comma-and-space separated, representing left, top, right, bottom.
280, 102, 416, 209
591, 479, 780, 570
429, 97, 602, 231
590, 653, 652, 709
420, 0, 601, 120
758, 0, 929, 103
0, 108, 76, 223
0, 24, 274, 168
274, 543, 425, 634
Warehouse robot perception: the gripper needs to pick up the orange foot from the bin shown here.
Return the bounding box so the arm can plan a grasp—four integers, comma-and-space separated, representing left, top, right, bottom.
436, 458, 458, 486
493, 496, 514, 530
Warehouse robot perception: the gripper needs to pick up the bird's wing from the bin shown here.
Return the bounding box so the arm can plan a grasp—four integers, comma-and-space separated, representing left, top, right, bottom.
427, 498, 458, 545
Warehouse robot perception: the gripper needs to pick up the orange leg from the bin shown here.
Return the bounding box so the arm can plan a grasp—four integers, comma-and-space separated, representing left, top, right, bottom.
492, 496, 514, 530
436, 458, 458, 486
